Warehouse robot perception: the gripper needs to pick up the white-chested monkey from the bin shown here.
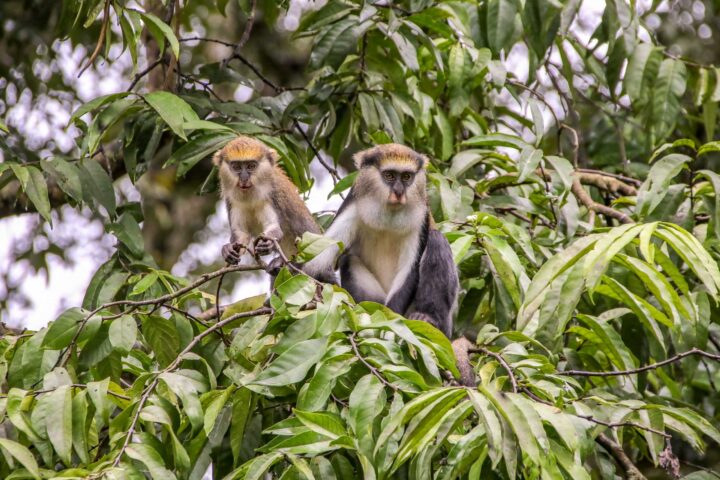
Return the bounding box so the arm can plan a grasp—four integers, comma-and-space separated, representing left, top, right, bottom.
214, 135, 336, 282
303, 144, 459, 337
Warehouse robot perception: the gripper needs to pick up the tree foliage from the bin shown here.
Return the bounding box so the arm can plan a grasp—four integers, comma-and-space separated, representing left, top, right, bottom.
2, 0, 720, 478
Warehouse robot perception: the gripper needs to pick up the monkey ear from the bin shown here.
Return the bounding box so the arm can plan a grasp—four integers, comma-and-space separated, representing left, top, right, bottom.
353, 150, 379, 170
267, 148, 280, 165
212, 150, 225, 166
416, 154, 429, 169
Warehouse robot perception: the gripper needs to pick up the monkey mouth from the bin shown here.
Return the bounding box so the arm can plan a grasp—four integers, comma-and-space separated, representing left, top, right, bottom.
388, 194, 407, 206
237, 183, 253, 190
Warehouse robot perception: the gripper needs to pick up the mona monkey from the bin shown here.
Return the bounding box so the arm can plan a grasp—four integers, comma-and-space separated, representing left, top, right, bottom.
303, 144, 459, 337
214, 135, 336, 282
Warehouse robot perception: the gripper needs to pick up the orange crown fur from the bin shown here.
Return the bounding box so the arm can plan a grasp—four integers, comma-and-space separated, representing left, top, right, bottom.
213, 135, 278, 164
353, 144, 427, 170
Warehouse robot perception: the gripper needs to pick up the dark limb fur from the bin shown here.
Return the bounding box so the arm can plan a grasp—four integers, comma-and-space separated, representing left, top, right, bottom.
406, 229, 458, 338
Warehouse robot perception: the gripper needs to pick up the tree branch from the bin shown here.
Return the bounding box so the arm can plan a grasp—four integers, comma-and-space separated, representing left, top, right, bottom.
349, 333, 398, 391
596, 433, 648, 480
571, 174, 634, 224
559, 348, 720, 377
469, 346, 518, 393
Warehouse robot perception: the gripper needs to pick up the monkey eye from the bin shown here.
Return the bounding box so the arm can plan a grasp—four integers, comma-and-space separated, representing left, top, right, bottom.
401, 172, 412, 182
382, 171, 395, 182
247, 161, 258, 171
230, 162, 243, 171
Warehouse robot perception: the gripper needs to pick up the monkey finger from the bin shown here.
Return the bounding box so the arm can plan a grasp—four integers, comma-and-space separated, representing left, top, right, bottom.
407, 311, 433, 323
222, 244, 241, 264
254, 239, 274, 256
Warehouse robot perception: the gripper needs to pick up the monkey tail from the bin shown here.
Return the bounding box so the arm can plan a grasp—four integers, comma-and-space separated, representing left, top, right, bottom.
451, 336, 477, 387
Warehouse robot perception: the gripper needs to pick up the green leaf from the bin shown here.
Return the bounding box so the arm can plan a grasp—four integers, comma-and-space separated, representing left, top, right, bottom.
25, 166, 52, 224
349, 374, 386, 456
109, 213, 145, 258
295, 410, 347, 439
125, 443, 178, 480
168, 131, 236, 177
78, 159, 116, 217
43, 307, 86, 350
0, 438, 41, 479
69, 92, 131, 125
46, 385, 73, 466
139, 12, 180, 59
143, 316, 180, 368
327, 171, 358, 199
637, 153, 691, 217
131, 271, 159, 296
253, 337, 328, 386
41, 158, 83, 203
143, 91, 199, 141
652, 59, 687, 141
159, 372, 204, 432
486, 0, 518, 53
275, 274, 316, 307
109, 315, 137, 353
204, 386, 234, 435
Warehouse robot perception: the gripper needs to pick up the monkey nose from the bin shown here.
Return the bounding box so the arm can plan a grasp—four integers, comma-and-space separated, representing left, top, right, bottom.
389, 193, 406, 205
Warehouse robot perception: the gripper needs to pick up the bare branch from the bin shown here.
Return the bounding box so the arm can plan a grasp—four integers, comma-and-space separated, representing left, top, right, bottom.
560, 348, 720, 377
349, 333, 398, 391
469, 347, 518, 393
571, 175, 634, 224
78, 0, 111, 77
596, 433, 648, 480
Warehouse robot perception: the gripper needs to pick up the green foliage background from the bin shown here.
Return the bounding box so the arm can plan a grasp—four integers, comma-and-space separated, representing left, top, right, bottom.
2, 0, 720, 478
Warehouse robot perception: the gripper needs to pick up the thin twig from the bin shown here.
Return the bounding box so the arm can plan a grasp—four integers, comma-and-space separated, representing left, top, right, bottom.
235, 0, 257, 55
78, 0, 111, 77
126, 58, 165, 91
560, 348, 720, 377
469, 347, 518, 393
349, 333, 398, 391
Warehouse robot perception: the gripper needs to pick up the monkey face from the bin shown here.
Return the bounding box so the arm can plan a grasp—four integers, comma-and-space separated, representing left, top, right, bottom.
380, 169, 416, 205
228, 160, 259, 190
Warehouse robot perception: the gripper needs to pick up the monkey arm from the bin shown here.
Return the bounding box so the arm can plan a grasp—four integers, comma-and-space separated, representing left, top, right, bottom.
223, 201, 251, 264
407, 229, 459, 338
301, 202, 358, 280
254, 204, 284, 256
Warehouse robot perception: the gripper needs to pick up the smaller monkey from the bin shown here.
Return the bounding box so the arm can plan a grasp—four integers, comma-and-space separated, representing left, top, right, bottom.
214, 135, 335, 283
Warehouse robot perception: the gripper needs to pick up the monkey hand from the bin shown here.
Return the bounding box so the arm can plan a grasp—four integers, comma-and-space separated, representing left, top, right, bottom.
407, 311, 434, 324
222, 242, 246, 264
253, 236, 276, 256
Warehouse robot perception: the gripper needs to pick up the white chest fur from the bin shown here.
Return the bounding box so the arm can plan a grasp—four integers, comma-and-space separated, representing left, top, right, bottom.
352, 221, 421, 296
229, 197, 266, 237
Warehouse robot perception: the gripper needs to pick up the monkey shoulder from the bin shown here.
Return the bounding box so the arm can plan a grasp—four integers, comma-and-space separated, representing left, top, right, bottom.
270, 168, 322, 236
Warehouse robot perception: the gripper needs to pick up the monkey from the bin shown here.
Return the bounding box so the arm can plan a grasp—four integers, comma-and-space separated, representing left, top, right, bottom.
302, 144, 459, 338
213, 135, 336, 283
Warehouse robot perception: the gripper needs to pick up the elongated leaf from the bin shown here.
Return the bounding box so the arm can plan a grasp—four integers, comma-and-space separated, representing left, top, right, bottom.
253, 337, 328, 386
0, 438, 41, 479
144, 91, 198, 141
46, 385, 73, 466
